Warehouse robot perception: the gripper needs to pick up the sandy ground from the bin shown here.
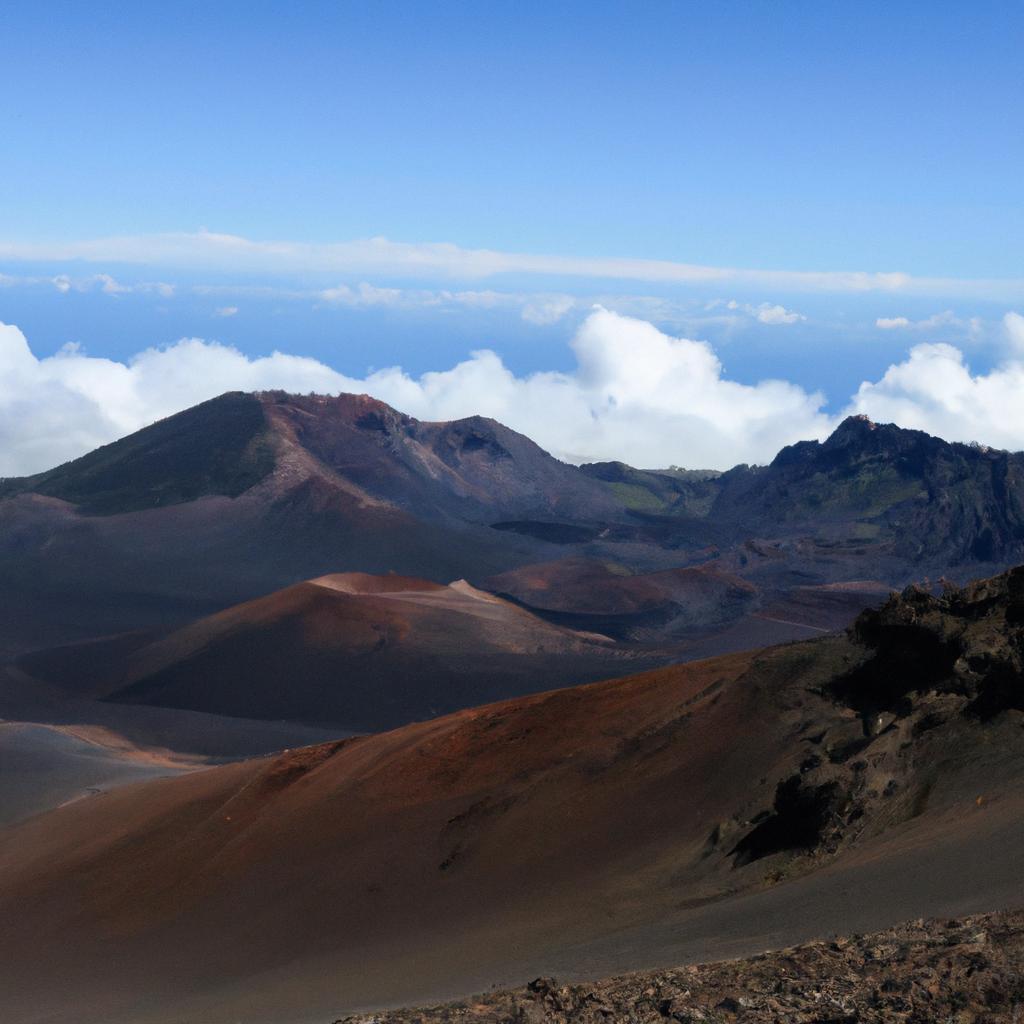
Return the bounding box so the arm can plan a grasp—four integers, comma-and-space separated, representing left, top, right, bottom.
0, 721, 200, 826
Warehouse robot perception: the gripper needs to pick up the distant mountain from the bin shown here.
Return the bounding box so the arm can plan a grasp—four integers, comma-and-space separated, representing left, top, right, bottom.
0, 391, 618, 652
0, 391, 276, 514
717, 415, 1024, 562
3, 391, 1024, 661
3, 565, 1022, 1023
581, 414, 1024, 572
1, 390, 619, 521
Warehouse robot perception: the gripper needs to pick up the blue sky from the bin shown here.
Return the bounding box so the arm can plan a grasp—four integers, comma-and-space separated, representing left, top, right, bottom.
2, 2, 1023, 473
4, 1, 1022, 270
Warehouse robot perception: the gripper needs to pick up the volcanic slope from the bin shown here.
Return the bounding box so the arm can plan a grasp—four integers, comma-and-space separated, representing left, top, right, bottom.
0, 721, 198, 827
2, 567, 1024, 1024
4, 392, 1024, 658
0, 390, 620, 653
98, 572, 643, 731
485, 558, 756, 639
484, 558, 895, 660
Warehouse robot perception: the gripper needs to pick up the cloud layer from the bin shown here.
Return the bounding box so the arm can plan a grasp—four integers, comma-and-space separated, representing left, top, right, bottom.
4, 230, 1024, 298
2, 310, 1024, 478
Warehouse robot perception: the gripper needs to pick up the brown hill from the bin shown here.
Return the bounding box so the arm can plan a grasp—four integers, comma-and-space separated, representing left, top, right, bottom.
486, 557, 759, 639
1, 567, 1023, 1023
100, 572, 644, 730
261, 391, 622, 523
484, 558, 892, 657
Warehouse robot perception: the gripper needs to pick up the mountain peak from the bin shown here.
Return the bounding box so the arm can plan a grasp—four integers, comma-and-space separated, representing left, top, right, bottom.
820, 414, 886, 450
832, 413, 877, 434
3, 392, 275, 514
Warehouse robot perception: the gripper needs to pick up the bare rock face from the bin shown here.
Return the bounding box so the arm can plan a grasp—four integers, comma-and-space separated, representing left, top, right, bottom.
334, 909, 1024, 1024
718, 566, 1024, 870
838, 565, 1024, 721
708, 415, 1024, 568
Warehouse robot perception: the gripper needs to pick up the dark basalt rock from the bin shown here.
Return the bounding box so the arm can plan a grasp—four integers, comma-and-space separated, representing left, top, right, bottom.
730, 776, 842, 866
831, 568, 1024, 721
335, 909, 1024, 1024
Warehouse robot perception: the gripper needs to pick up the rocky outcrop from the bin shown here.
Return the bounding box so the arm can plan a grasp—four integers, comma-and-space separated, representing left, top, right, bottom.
708, 565, 1024, 871
335, 909, 1024, 1024
836, 565, 1024, 721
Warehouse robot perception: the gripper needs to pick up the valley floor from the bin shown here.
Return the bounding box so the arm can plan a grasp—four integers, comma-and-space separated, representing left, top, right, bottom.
337, 908, 1024, 1024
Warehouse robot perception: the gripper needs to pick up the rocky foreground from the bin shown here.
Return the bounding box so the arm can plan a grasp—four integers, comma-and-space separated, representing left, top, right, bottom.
336, 909, 1024, 1024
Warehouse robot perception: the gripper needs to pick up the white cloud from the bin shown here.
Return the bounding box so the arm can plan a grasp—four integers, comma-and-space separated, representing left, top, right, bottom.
0, 311, 832, 476
1003, 311, 1024, 354
5, 308, 1024, 480
444, 289, 507, 309
366, 309, 832, 467
520, 294, 576, 325
318, 281, 576, 324
754, 302, 805, 325
875, 310, 986, 346
874, 310, 976, 333
47, 273, 175, 297
95, 274, 131, 296
714, 298, 805, 325
3, 229, 1022, 298
214, 306, 239, 317
0, 324, 350, 476
319, 282, 404, 307
845, 313, 1024, 451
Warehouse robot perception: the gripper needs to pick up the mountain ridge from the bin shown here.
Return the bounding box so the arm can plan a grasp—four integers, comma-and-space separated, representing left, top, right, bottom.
4, 391, 1024, 660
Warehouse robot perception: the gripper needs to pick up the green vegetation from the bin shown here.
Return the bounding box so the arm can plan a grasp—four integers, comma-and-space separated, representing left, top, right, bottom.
783, 466, 926, 521
607, 481, 670, 512
4, 392, 276, 514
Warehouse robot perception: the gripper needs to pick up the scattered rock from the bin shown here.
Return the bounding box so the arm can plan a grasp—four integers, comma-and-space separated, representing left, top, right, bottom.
333, 908, 1024, 1024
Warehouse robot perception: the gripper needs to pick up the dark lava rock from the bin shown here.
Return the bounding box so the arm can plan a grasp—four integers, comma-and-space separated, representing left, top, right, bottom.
335, 908, 1024, 1024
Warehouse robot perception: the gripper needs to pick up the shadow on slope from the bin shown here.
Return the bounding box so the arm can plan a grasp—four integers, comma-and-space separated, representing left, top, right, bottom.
100, 572, 650, 731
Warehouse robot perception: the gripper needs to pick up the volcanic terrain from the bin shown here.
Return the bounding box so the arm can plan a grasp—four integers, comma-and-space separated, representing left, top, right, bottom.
3, 392, 1024, 1023
4, 391, 1024, 664
99, 572, 644, 730
2, 568, 1023, 1023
